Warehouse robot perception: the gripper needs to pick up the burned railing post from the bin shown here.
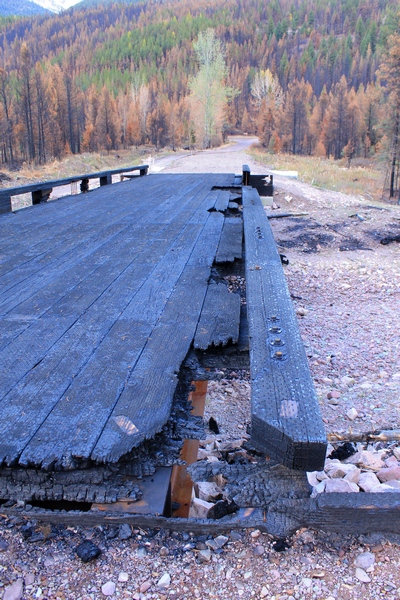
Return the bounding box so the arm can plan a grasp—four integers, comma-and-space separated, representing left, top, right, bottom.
242, 164, 250, 186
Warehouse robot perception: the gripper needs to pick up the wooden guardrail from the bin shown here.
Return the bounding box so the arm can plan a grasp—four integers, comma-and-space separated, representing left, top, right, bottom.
0, 163, 149, 214
242, 186, 327, 471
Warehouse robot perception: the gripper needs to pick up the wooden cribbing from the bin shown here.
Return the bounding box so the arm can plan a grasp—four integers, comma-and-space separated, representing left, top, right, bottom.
242, 186, 327, 471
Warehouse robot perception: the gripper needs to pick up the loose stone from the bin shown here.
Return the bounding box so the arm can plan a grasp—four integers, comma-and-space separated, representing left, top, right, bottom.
3, 580, 23, 600
355, 568, 371, 583
354, 552, 375, 570
157, 573, 171, 588
101, 581, 116, 596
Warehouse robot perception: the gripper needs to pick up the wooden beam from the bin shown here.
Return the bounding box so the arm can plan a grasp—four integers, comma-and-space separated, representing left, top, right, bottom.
170, 381, 208, 518
242, 187, 326, 471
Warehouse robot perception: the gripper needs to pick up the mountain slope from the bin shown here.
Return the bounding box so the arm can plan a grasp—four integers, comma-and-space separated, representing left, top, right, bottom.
0, 0, 51, 16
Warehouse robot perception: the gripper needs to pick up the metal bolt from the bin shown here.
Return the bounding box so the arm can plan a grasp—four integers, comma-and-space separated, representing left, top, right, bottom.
269, 326, 282, 334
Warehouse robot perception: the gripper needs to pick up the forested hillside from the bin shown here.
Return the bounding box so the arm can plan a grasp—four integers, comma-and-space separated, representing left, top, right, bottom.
0, 0, 398, 166
0, 1, 50, 17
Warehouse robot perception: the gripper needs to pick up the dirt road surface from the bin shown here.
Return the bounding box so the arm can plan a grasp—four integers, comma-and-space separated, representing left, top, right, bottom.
1, 140, 400, 600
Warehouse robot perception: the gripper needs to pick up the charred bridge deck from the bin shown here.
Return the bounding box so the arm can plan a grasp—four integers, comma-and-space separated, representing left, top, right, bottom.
4, 172, 395, 535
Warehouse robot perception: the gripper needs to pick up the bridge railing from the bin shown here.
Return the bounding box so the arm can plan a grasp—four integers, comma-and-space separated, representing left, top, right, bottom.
0, 163, 149, 214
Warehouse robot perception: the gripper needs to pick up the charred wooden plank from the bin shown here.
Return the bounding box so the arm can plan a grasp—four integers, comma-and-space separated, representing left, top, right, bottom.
12, 190, 224, 468
0, 175, 230, 468
242, 187, 326, 471
91, 211, 224, 463
194, 283, 241, 350
215, 217, 243, 263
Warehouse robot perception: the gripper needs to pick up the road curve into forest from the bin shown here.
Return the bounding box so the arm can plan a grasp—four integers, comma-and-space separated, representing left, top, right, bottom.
151, 135, 266, 175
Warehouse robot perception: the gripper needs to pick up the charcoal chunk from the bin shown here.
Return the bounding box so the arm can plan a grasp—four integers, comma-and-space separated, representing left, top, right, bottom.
75, 539, 101, 562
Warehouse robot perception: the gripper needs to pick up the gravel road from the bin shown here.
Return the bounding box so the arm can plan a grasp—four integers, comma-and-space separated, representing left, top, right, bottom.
1, 139, 400, 600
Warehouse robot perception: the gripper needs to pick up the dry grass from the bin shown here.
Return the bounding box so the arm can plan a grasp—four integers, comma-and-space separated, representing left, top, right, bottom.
0, 149, 152, 187
249, 145, 385, 201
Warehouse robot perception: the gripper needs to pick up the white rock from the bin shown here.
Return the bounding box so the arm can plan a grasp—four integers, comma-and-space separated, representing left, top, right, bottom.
385, 456, 399, 468
307, 471, 319, 487
118, 572, 129, 582
358, 472, 380, 492
347, 407, 358, 421
377, 466, 400, 482
345, 451, 385, 470
375, 483, 400, 492
3, 580, 24, 600
355, 568, 371, 583
393, 447, 400, 461
385, 480, 400, 489
325, 479, 359, 493
194, 481, 222, 502
157, 573, 171, 588
260, 587, 268, 598
102, 581, 116, 596
189, 497, 214, 519
311, 480, 326, 497
344, 466, 361, 484
354, 552, 375, 570
341, 376, 356, 387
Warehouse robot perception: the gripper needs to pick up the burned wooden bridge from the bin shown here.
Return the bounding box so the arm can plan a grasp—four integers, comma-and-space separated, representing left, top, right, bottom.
0, 169, 324, 470
1, 168, 397, 535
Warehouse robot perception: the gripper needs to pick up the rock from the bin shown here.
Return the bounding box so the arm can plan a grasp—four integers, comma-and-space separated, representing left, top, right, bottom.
253, 545, 265, 556
370, 483, 400, 493
327, 390, 341, 399
260, 587, 268, 598
325, 479, 359, 493
341, 376, 356, 387
347, 407, 358, 420
194, 481, 223, 502
119, 523, 132, 540
354, 552, 375, 570
343, 466, 361, 484
250, 530, 260, 538
311, 480, 326, 497
296, 306, 308, 316
307, 471, 319, 487
355, 568, 371, 583
157, 573, 171, 588
214, 535, 229, 548
385, 456, 399, 468
75, 539, 101, 563
393, 447, 400, 461
3, 580, 23, 600
198, 549, 212, 563
358, 472, 380, 492
205, 539, 219, 551
345, 451, 385, 470
140, 581, 151, 593
159, 546, 169, 556
0, 539, 9, 551
325, 459, 357, 479
377, 466, 400, 482
101, 581, 116, 596
24, 574, 35, 586
189, 497, 214, 519
118, 572, 129, 582
383, 481, 400, 490
136, 546, 147, 557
